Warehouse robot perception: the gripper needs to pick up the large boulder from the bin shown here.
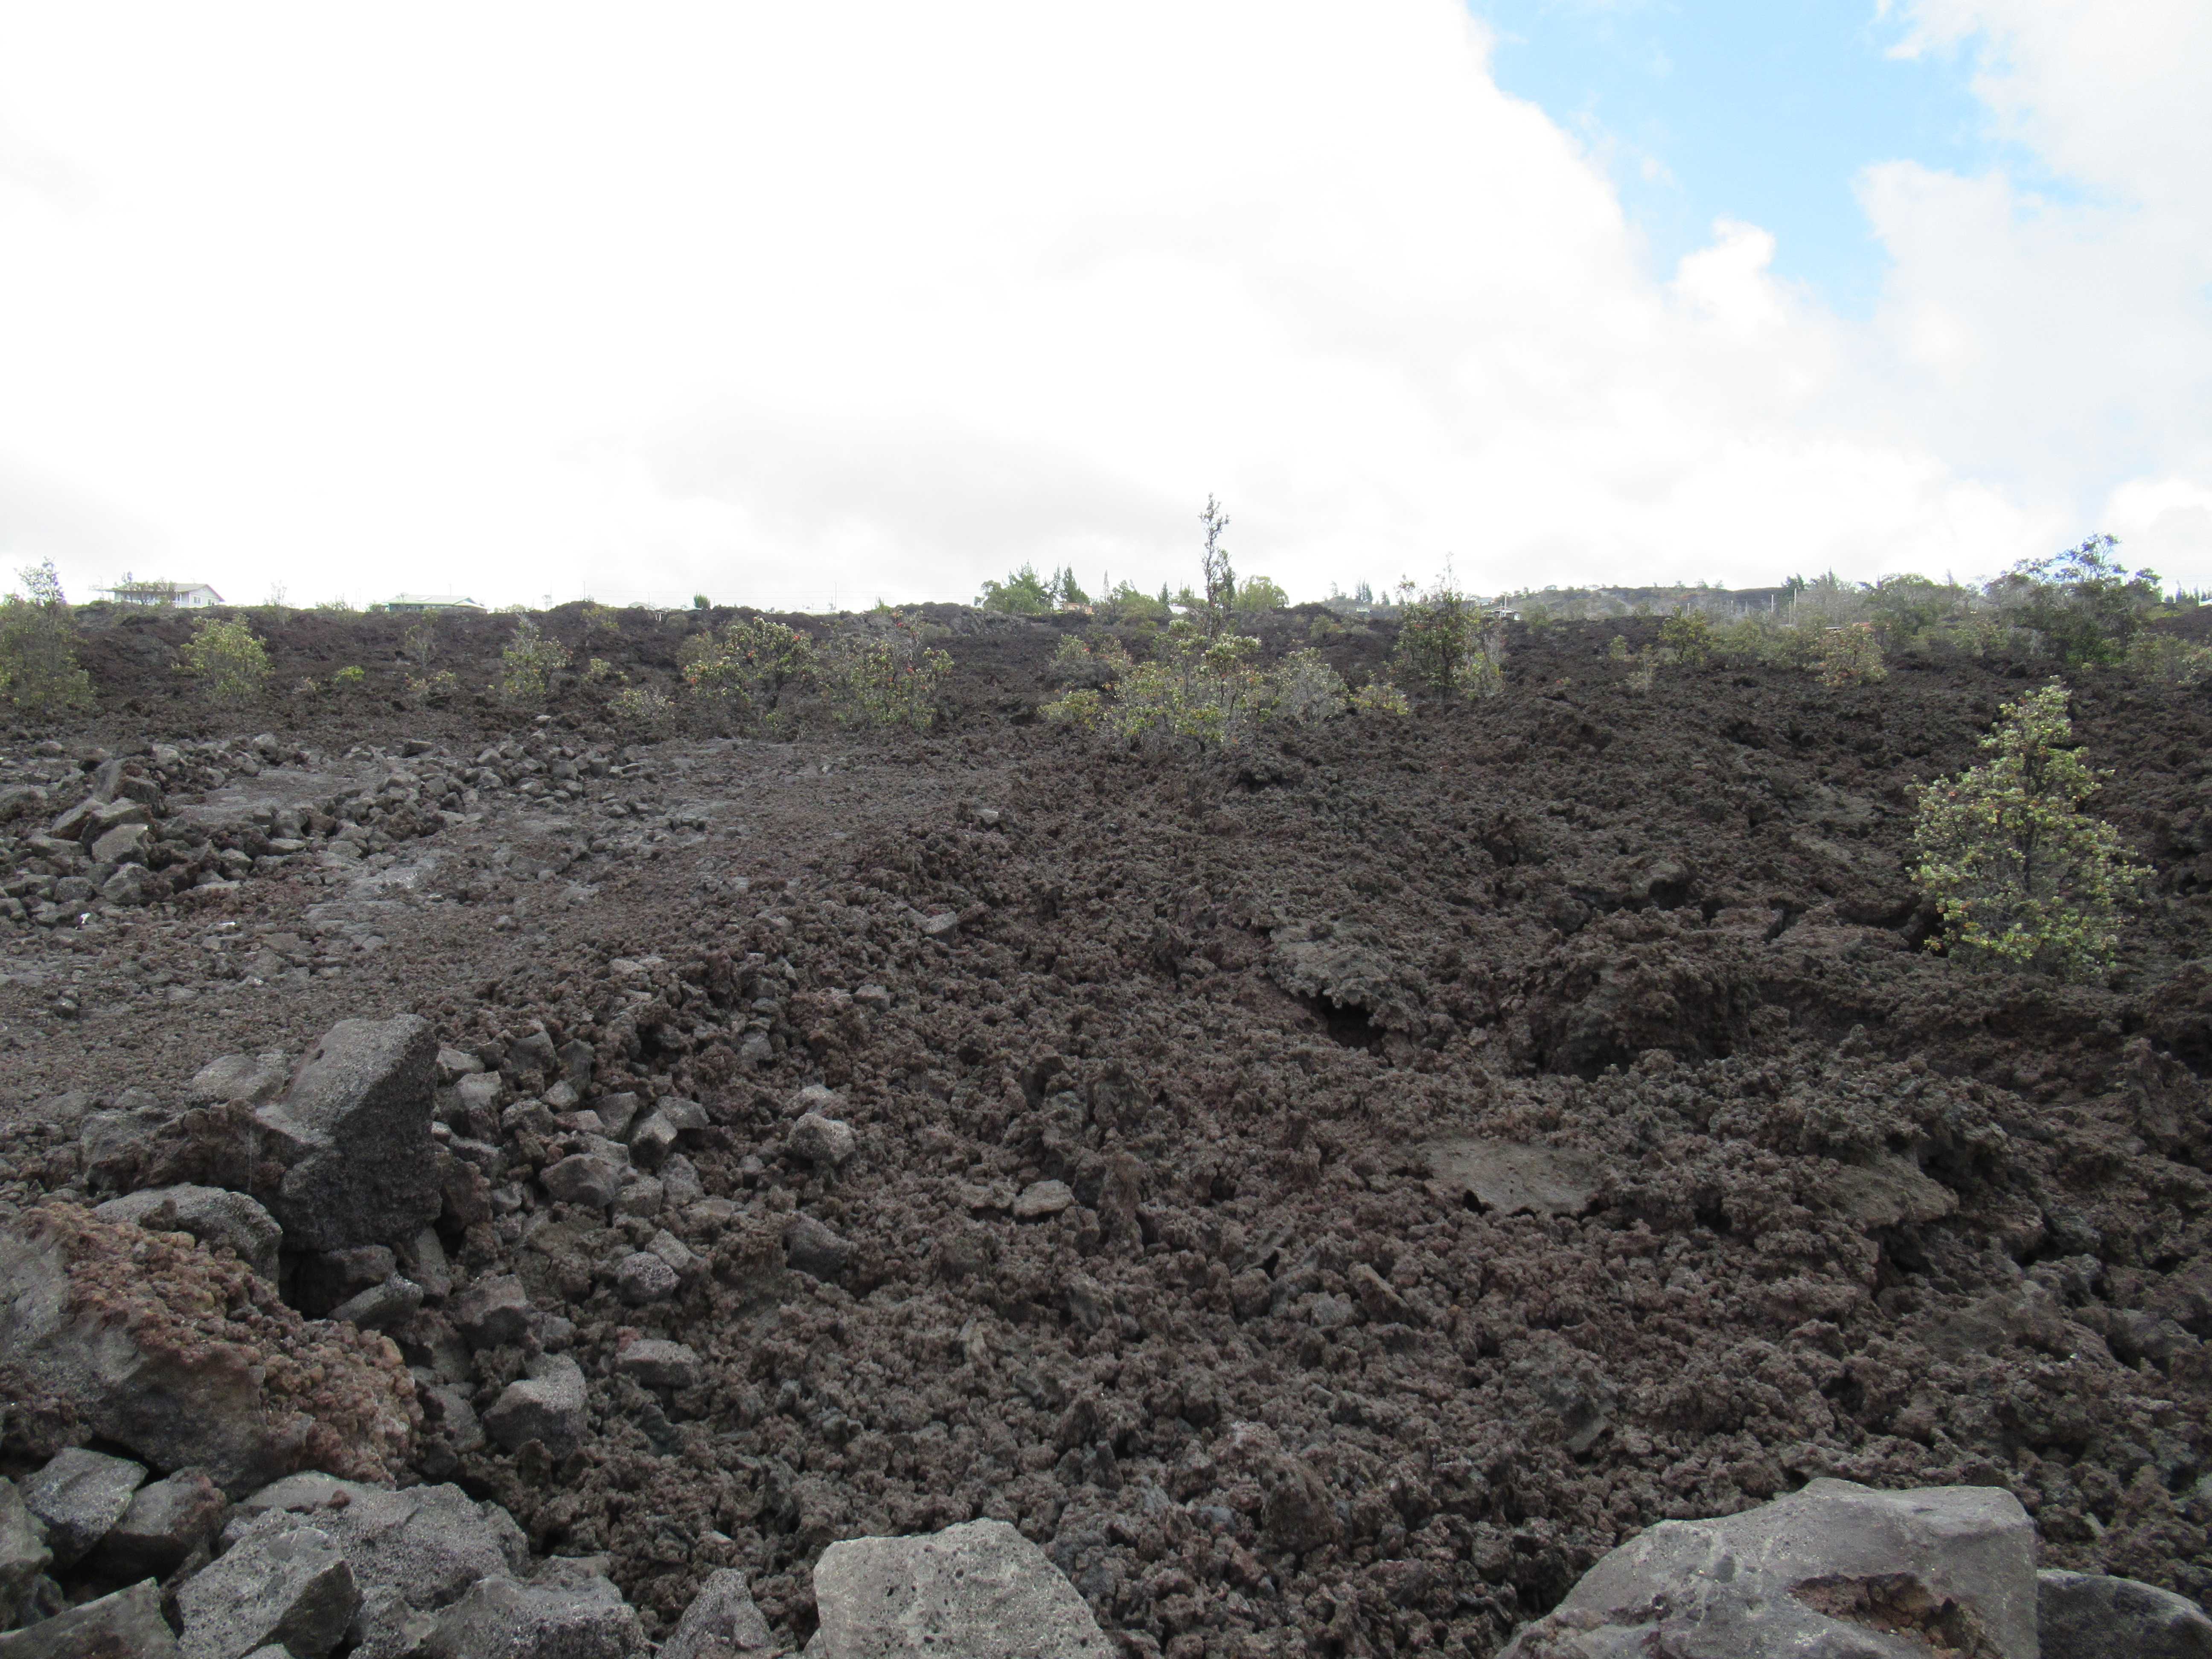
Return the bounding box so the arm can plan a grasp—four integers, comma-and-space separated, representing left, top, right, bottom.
1499, 1478, 2038, 1658
21, 1446, 147, 1568
177, 1518, 361, 1659
0, 1206, 416, 1496
662, 1569, 773, 1659
423, 1560, 642, 1659
808, 1519, 1111, 1659
0, 1479, 51, 1629
96, 1186, 282, 1281
232, 1474, 528, 1649
0, 1580, 181, 1659
483, 1356, 589, 1458
2038, 1570, 2212, 1658
255, 1017, 440, 1252
91, 1469, 230, 1582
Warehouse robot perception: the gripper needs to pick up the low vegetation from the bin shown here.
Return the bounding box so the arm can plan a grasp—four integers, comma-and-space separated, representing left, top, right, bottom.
179, 615, 271, 706
0, 560, 94, 716
680, 617, 816, 731
497, 617, 569, 706
818, 612, 952, 731
1393, 574, 1505, 698
1911, 681, 2149, 981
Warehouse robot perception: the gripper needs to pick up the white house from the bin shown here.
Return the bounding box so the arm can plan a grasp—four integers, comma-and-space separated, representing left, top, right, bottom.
106, 579, 223, 608
385, 594, 484, 614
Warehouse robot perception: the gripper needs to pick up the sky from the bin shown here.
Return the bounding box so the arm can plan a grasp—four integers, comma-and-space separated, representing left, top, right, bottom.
0, 0, 2207, 611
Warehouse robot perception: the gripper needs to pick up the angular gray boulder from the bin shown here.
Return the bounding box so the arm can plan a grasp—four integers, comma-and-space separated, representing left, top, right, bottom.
0, 1479, 51, 1629
2039, 1570, 2212, 1659
483, 1355, 589, 1457
1499, 1478, 2038, 1658
614, 1339, 699, 1392
92, 1469, 230, 1582
808, 1518, 1111, 1659
235, 1475, 527, 1617
255, 1016, 440, 1251
662, 1569, 773, 1659
423, 1559, 642, 1659
177, 1518, 361, 1659
21, 1445, 148, 1568
0, 1579, 181, 1659
452, 1274, 535, 1351
95, 1185, 282, 1280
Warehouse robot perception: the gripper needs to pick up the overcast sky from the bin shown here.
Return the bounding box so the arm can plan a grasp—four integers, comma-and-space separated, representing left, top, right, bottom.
2, 0, 2206, 611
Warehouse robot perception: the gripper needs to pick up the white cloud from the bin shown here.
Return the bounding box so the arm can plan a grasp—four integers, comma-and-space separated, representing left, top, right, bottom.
0, 0, 2203, 608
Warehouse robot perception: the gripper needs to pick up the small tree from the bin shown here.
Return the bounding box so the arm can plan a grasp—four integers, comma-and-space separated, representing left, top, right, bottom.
1051, 567, 1091, 609
819, 612, 951, 731
1233, 574, 1289, 611
1659, 609, 1712, 666
681, 616, 814, 728
611, 683, 675, 734
1815, 623, 1886, 687
1113, 621, 1263, 751
1197, 495, 1236, 637
181, 616, 271, 706
1269, 647, 1348, 726
1391, 572, 1501, 697
978, 565, 1054, 615
1912, 682, 2149, 981
1351, 679, 1411, 717
497, 617, 569, 706
0, 559, 94, 716
1985, 534, 2161, 667
1045, 634, 1132, 690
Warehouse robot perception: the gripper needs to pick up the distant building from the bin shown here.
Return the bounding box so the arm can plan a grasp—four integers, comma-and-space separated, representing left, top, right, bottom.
385, 594, 485, 614
105, 579, 223, 608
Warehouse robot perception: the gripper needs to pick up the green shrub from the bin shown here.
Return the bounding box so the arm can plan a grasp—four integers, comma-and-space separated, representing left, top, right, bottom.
1233, 574, 1290, 611
1041, 688, 1105, 732
1815, 623, 1887, 687
1269, 648, 1348, 726
1196, 496, 1237, 637
497, 617, 570, 706
1984, 534, 2161, 667
1863, 573, 1974, 649
1351, 679, 1411, 717
610, 684, 675, 733
1113, 622, 1263, 751
1659, 610, 1713, 666
1392, 574, 1502, 697
977, 564, 1054, 615
1045, 634, 1132, 689
332, 664, 366, 692
1711, 613, 1814, 668
405, 670, 459, 707
2125, 631, 2212, 687
1911, 681, 2150, 981
401, 620, 438, 670
0, 560, 94, 717
680, 616, 814, 728
819, 612, 951, 731
180, 616, 271, 706
1098, 581, 1170, 621
584, 657, 617, 684
692, 593, 710, 610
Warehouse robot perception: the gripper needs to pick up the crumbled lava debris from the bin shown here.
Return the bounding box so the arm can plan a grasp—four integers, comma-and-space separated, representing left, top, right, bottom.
1, 607, 2210, 1655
